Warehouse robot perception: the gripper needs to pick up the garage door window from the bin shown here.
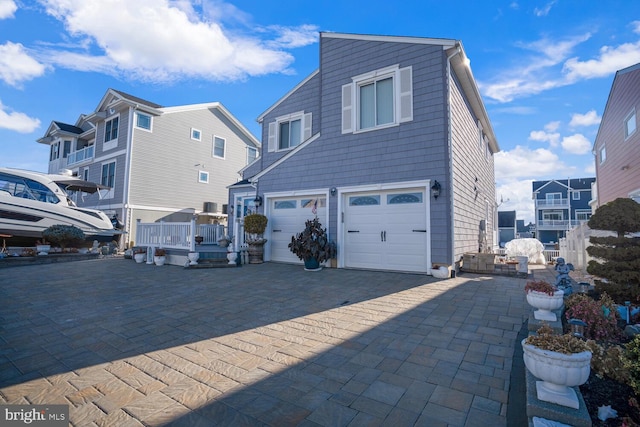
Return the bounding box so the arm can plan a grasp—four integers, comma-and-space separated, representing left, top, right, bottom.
349, 195, 380, 206
388, 192, 423, 204
274, 200, 296, 209
302, 198, 326, 208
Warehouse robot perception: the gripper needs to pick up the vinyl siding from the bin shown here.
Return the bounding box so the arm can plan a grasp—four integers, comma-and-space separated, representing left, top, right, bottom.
450, 70, 496, 261
128, 107, 250, 210
594, 66, 640, 205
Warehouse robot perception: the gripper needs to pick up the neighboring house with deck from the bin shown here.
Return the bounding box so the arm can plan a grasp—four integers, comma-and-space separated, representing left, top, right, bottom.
229, 32, 499, 275
592, 62, 640, 208
532, 178, 595, 249
37, 88, 260, 247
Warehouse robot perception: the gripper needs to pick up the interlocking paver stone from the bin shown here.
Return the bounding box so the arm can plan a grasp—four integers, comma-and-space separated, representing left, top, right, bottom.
0, 258, 544, 426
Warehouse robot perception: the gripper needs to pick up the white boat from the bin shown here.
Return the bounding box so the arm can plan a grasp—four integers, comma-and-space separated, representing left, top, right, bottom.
0, 167, 116, 240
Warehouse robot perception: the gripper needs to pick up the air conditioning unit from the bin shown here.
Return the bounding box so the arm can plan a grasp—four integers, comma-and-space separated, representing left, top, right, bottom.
203, 202, 217, 213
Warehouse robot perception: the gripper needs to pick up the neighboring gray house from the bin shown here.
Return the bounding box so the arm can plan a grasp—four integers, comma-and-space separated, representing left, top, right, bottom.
229, 32, 499, 274
38, 88, 260, 247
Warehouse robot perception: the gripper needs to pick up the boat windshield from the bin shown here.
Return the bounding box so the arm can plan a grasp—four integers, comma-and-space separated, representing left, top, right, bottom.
0, 172, 61, 204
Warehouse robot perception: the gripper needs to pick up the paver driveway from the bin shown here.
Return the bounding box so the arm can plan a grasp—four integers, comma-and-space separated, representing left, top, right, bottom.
0, 258, 530, 426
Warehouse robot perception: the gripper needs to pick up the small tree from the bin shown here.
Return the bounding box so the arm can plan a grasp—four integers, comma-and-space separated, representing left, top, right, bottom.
586, 198, 640, 303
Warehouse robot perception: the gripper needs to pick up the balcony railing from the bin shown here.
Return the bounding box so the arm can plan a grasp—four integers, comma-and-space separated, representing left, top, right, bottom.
67, 145, 94, 166
535, 198, 569, 208
537, 219, 589, 230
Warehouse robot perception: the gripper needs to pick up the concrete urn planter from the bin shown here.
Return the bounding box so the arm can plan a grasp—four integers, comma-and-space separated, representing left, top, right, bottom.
187, 252, 199, 265
522, 339, 591, 409
526, 290, 564, 321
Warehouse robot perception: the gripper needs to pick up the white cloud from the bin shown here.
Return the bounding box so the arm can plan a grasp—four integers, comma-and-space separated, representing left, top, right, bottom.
496, 179, 535, 224
529, 122, 561, 147
569, 110, 601, 127
534, 0, 556, 17
561, 133, 592, 154
0, 100, 41, 133
35, 0, 318, 83
0, 0, 17, 19
563, 40, 640, 81
0, 42, 48, 87
495, 145, 574, 181
584, 161, 596, 174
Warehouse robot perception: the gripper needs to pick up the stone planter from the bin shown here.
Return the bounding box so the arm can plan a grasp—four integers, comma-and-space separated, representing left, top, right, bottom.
522, 339, 591, 409
526, 290, 564, 321
134, 253, 145, 263
154, 256, 166, 266
187, 252, 199, 265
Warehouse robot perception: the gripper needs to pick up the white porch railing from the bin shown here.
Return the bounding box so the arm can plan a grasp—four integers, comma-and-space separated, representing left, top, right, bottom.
67, 145, 95, 166
136, 219, 226, 251
495, 247, 560, 261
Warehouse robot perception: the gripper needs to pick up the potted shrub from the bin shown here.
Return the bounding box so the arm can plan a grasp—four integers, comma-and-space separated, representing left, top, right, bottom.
133, 248, 146, 263
154, 248, 166, 266
42, 224, 85, 250
525, 280, 564, 321
288, 218, 335, 271
522, 324, 592, 409
243, 213, 268, 264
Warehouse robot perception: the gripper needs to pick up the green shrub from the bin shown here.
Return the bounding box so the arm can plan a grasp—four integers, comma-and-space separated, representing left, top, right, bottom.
623, 335, 640, 395
42, 224, 85, 249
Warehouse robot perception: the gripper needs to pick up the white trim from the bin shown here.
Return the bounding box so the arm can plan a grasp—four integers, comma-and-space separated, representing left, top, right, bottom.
191, 128, 202, 141
198, 170, 209, 183
321, 32, 457, 48
250, 133, 321, 181
213, 135, 226, 159
257, 70, 319, 122
624, 108, 637, 140
103, 114, 120, 151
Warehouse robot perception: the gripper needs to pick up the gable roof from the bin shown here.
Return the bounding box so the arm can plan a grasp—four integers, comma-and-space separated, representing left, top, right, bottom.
53, 121, 84, 134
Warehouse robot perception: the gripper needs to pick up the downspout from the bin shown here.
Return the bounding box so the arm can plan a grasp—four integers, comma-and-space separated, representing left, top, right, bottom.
446, 44, 461, 270
123, 106, 134, 247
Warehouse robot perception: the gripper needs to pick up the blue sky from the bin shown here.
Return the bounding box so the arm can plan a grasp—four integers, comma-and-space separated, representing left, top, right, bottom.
2, 0, 640, 223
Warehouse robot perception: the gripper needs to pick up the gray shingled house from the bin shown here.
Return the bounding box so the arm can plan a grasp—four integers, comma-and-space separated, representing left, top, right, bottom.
229, 32, 499, 275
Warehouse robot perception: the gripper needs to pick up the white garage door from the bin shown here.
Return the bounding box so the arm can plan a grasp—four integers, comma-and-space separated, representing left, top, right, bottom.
344, 188, 429, 273
269, 196, 327, 263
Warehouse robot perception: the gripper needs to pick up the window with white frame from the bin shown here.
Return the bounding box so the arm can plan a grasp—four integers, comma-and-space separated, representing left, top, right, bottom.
572, 191, 580, 200
247, 146, 258, 164
63, 140, 71, 158
191, 128, 201, 141
267, 111, 312, 152
50, 142, 59, 160
135, 112, 152, 131
198, 171, 209, 183
546, 192, 562, 203
100, 161, 116, 199
599, 145, 606, 164
625, 109, 636, 139
543, 210, 563, 221
342, 65, 413, 134
105, 117, 119, 142
576, 210, 591, 221
213, 136, 225, 158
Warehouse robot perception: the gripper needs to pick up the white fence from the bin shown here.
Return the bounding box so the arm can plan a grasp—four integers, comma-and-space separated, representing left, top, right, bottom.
136, 219, 226, 251
559, 223, 614, 270
495, 248, 560, 262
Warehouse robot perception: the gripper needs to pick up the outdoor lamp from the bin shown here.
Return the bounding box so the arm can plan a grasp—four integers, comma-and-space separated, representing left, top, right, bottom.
253, 195, 263, 207
431, 180, 441, 199
568, 318, 587, 339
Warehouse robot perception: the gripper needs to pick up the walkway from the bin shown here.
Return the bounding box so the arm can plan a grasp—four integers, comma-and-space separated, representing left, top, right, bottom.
0, 259, 542, 426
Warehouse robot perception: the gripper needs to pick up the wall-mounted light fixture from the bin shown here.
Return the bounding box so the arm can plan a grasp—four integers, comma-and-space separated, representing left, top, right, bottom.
330, 187, 337, 196
253, 195, 263, 207
431, 180, 441, 199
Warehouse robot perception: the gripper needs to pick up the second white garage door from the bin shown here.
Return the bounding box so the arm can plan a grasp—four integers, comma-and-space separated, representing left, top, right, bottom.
343, 188, 429, 273
269, 196, 327, 264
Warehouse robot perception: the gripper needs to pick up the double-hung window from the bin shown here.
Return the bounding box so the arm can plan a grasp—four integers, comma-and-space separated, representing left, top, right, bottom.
625, 109, 636, 139
213, 136, 225, 158
342, 65, 413, 134
247, 146, 258, 164
267, 111, 312, 152
105, 117, 119, 142
101, 161, 116, 199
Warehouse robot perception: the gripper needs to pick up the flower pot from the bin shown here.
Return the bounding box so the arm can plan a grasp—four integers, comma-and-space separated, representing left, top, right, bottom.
247, 241, 266, 264
187, 252, 199, 265
304, 257, 321, 271
522, 339, 591, 408
526, 290, 564, 321
227, 250, 238, 265
134, 253, 145, 263
154, 256, 166, 266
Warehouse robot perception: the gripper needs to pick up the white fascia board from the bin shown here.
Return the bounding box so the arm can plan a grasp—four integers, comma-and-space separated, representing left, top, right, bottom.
321, 32, 457, 48
257, 70, 319, 123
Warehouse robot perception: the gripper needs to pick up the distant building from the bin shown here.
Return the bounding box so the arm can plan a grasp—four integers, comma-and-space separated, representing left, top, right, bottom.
37, 88, 260, 246
592, 62, 640, 208
532, 178, 596, 248
516, 220, 534, 239
498, 210, 516, 247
